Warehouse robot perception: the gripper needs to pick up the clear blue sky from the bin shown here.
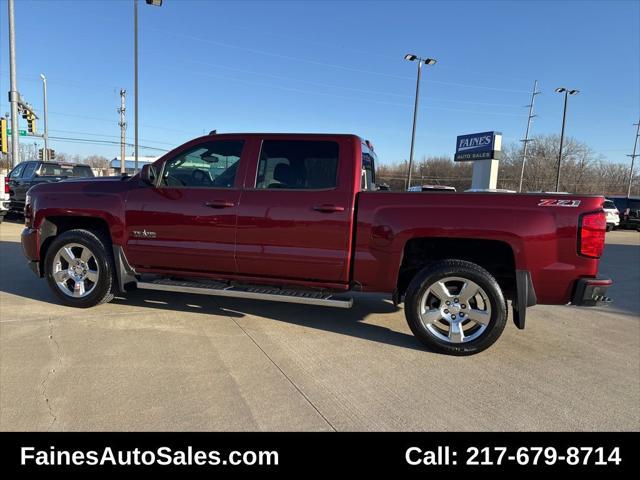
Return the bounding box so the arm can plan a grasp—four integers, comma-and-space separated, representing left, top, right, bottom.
1, 0, 638, 164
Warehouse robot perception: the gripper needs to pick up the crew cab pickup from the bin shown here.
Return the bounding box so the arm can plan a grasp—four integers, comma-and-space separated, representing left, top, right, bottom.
21, 133, 612, 355
8, 160, 94, 214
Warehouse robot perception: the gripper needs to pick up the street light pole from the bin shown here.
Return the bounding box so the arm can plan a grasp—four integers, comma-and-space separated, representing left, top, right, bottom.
8, 0, 20, 167
555, 90, 568, 192
407, 60, 422, 191
627, 121, 640, 198
404, 54, 436, 190
40, 74, 49, 161
133, 0, 163, 175
134, 0, 139, 174
554, 87, 579, 192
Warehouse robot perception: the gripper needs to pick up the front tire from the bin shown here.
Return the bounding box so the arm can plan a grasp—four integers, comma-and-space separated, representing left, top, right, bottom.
44, 229, 116, 308
404, 259, 507, 355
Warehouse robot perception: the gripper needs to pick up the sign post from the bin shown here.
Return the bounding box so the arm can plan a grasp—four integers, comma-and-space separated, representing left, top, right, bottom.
454, 131, 502, 190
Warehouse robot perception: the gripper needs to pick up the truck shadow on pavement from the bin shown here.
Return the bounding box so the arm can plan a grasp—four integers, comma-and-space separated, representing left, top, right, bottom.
0, 239, 427, 352
595, 243, 640, 317
113, 288, 428, 352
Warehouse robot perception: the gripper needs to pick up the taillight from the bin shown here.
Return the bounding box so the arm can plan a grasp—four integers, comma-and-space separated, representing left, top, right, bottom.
579, 211, 606, 258
4, 176, 8, 194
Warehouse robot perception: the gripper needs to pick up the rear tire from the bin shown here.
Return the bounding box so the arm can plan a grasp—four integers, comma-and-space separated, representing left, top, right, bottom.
44, 229, 115, 308
404, 259, 507, 355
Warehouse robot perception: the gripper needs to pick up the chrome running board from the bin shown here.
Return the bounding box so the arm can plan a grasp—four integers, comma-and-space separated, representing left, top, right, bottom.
136, 278, 353, 309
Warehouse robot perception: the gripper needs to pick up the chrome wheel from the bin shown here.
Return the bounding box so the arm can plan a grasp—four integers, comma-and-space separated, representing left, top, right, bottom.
52, 243, 100, 298
419, 276, 492, 344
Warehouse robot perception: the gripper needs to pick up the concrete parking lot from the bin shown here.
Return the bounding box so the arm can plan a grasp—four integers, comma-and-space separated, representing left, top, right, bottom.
1, 220, 638, 431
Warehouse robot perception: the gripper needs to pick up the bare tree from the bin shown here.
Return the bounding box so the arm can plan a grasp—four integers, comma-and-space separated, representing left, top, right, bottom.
376, 134, 635, 195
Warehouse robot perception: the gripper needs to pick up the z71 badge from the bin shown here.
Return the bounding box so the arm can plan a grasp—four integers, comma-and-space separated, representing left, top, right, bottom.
538, 199, 581, 207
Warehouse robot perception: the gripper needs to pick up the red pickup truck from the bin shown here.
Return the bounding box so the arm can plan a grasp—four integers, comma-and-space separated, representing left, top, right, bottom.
21, 133, 612, 355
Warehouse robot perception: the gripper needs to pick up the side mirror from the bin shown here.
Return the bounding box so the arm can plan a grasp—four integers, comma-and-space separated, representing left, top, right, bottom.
140, 164, 157, 186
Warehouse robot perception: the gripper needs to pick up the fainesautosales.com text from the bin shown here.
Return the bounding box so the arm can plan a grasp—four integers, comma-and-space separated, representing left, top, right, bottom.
20, 446, 279, 467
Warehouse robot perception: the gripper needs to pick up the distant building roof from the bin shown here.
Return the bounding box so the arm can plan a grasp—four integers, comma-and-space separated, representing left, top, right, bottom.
110, 156, 159, 169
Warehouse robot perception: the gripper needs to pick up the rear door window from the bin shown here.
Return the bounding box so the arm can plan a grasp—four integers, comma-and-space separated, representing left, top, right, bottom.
255, 140, 338, 190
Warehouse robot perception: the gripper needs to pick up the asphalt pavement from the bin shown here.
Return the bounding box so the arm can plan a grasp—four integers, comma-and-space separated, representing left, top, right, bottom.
1, 220, 638, 431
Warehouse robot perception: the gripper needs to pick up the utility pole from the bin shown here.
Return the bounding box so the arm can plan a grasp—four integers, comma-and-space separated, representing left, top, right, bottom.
627, 121, 640, 198
118, 89, 127, 175
40, 74, 49, 161
8, 0, 20, 167
518, 80, 540, 192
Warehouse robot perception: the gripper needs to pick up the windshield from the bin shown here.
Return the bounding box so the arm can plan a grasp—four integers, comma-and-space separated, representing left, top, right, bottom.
603, 200, 616, 209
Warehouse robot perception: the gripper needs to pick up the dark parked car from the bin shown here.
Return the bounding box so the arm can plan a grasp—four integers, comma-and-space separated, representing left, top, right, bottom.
7, 161, 94, 214
609, 196, 640, 230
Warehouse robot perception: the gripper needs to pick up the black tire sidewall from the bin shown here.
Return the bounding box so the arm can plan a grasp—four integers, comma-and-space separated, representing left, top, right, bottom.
44, 230, 114, 308
405, 260, 507, 355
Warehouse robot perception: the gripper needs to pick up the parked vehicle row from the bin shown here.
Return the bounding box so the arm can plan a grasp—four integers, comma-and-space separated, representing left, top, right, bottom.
19, 132, 612, 355
6, 160, 94, 214
0, 173, 10, 223
609, 196, 640, 230
602, 199, 620, 231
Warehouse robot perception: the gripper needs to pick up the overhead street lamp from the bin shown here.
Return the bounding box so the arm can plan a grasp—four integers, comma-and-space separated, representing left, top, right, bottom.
554, 87, 579, 192
134, 0, 163, 174
404, 53, 437, 190
40, 74, 49, 161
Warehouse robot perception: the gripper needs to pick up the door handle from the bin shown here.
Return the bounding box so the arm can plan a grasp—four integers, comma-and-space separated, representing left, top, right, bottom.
313, 204, 345, 213
204, 200, 235, 209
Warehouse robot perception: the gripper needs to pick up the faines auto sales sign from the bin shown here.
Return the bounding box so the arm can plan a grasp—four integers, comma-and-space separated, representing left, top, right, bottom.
454, 131, 502, 161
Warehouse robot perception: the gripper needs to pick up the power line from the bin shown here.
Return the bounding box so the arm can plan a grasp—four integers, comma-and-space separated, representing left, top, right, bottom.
157, 65, 525, 117
49, 128, 175, 146
171, 57, 525, 108
47, 135, 169, 152
0, 102, 195, 135
148, 28, 531, 94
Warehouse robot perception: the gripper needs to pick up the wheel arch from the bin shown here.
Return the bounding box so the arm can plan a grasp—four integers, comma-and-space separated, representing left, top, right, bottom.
397, 237, 517, 298
38, 216, 112, 277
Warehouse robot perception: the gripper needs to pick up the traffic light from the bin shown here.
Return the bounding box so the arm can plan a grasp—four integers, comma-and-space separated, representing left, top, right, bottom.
38, 148, 44, 160
26, 113, 36, 134
0, 118, 7, 154
48, 149, 55, 160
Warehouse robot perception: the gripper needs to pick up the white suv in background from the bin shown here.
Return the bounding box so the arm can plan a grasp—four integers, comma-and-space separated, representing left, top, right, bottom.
0, 173, 9, 223
603, 199, 620, 231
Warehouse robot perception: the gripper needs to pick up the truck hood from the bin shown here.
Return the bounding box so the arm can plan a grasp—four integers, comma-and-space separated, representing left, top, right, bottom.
60, 176, 126, 183
28, 175, 137, 196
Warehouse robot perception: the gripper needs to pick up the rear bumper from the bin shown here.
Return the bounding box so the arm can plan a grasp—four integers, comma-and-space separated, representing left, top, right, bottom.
571, 277, 613, 306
